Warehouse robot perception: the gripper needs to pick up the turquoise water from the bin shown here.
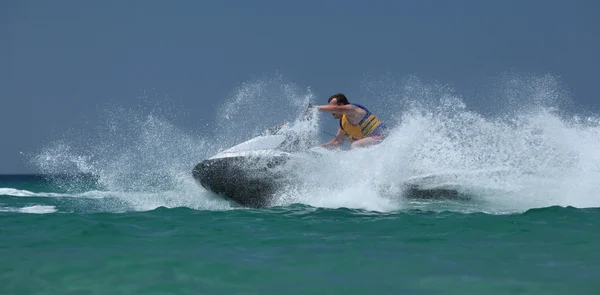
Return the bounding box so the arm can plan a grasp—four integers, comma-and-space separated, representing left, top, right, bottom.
2, 175, 600, 294
5, 74, 600, 294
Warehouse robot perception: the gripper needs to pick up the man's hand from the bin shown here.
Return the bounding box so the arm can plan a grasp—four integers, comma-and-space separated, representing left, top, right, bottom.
264, 121, 286, 135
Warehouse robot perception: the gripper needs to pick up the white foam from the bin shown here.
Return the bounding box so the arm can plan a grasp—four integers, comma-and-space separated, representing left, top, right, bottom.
0, 186, 233, 212
0, 187, 117, 199
0, 188, 70, 198
19, 205, 57, 214
0, 205, 57, 214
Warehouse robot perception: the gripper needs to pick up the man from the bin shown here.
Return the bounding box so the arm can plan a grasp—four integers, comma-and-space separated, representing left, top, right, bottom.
310, 93, 387, 149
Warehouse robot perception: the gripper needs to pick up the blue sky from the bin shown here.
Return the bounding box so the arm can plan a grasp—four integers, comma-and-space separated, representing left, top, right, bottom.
2, 0, 599, 173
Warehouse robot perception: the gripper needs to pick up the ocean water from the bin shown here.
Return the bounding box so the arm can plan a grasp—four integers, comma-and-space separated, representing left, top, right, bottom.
3, 74, 600, 294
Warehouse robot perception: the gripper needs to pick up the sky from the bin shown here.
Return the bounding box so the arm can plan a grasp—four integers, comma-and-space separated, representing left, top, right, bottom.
1, 0, 599, 174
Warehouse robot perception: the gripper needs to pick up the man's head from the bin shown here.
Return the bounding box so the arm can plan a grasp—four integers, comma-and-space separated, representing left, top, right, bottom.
327, 93, 349, 119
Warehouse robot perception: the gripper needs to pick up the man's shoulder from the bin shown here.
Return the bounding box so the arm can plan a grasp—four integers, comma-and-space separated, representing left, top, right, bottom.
349, 103, 368, 110
349, 104, 368, 114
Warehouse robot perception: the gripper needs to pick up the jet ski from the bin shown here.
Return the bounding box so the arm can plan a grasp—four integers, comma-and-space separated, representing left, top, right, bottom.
193, 106, 496, 207
192, 121, 480, 208
192, 122, 326, 208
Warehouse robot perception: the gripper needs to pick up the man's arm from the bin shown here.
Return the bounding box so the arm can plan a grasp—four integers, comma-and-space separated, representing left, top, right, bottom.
314, 104, 355, 115
321, 127, 345, 148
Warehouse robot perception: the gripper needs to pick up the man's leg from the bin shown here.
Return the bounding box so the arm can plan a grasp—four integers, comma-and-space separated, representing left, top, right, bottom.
350, 136, 382, 149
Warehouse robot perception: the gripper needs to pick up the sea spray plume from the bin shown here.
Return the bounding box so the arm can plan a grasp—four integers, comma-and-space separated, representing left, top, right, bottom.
383, 74, 600, 211
34, 142, 97, 175
28, 98, 232, 211
193, 76, 323, 208
490, 73, 572, 116
89, 112, 210, 192
214, 73, 317, 149
360, 74, 459, 126
25, 73, 600, 213
28, 77, 321, 211
268, 77, 468, 211
271, 74, 600, 213
32, 142, 101, 193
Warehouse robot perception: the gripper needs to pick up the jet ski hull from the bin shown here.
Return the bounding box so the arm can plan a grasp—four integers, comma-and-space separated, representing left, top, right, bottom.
192, 154, 290, 208
190, 130, 480, 208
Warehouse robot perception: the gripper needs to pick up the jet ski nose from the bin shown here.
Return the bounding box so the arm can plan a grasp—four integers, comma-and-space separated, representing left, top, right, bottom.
191, 154, 292, 208
192, 159, 217, 191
